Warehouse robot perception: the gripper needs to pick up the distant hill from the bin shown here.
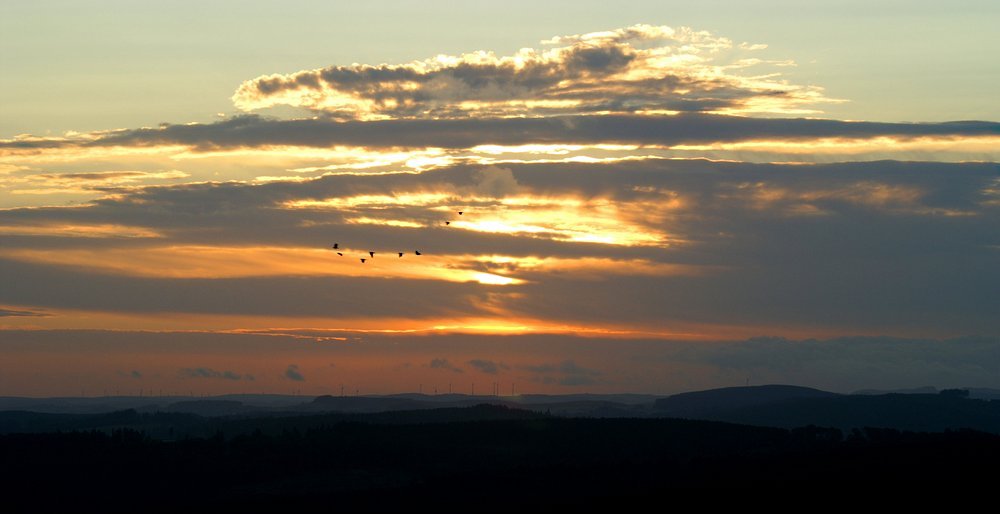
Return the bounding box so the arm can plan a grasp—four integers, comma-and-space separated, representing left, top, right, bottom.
165, 400, 258, 416
654, 385, 840, 418
7, 387, 1000, 434
853, 387, 1000, 401
304, 395, 438, 413
0, 394, 309, 414
852, 386, 938, 395
654, 384, 1000, 433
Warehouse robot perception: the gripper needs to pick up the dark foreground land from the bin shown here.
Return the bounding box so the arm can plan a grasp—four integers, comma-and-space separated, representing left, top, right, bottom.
3, 404, 1000, 511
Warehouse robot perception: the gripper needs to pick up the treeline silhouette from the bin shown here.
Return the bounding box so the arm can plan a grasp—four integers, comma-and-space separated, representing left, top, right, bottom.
3, 404, 1000, 511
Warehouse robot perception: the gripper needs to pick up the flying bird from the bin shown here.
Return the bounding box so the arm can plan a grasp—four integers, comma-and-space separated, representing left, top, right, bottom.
398, 252, 403, 258
369, 251, 375, 257
458, 211, 463, 215
444, 221, 450, 225
360, 258, 366, 263
415, 250, 422, 255
336, 252, 343, 256
332, 243, 339, 249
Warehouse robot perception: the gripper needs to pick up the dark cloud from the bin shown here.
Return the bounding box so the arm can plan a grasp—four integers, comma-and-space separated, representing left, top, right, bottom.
32, 171, 186, 183
8, 114, 996, 151
524, 360, 601, 386
468, 359, 508, 375
284, 364, 305, 381
429, 358, 463, 373
179, 367, 249, 381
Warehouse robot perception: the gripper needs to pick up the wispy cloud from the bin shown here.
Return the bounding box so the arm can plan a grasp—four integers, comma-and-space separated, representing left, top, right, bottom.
468, 359, 509, 375
429, 358, 463, 373
0, 307, 49, 317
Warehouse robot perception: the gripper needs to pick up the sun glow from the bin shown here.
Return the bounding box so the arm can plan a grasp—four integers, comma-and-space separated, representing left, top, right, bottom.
286, 193, 673, 247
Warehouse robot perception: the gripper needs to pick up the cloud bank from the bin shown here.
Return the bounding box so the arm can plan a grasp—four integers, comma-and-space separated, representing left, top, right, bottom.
0, 23, 997, 395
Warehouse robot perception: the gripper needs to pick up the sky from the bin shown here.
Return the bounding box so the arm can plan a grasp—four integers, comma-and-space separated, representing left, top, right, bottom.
1, 2, 998, 397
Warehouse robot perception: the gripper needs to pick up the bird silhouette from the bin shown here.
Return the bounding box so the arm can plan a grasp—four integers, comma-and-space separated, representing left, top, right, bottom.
398, 252, 403, 258
332, 243, 339, 249
336, 252, 343, 256
360, 258, 366, 263
415, 250, 422, 255
445, 221, 450, 225
369, 251, 375, 257
458, 211, 463, 215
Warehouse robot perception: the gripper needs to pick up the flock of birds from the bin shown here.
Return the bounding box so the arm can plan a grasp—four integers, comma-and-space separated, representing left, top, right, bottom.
332, 211, 464, 263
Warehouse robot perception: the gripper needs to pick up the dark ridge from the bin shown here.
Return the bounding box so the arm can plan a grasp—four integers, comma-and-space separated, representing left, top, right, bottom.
654, 385, 1000, 433
654, 384, 841, 417
3, 409, 1000, 510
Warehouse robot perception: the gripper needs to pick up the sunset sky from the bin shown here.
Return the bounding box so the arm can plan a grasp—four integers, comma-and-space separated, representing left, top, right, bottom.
2, 1, 998, 396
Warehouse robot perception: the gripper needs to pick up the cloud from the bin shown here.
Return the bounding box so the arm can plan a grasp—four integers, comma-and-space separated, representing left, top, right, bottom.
524, 360, 601, 386
232, 24, 835, 119
0, 169, 190, 197
473, 166, 520, 198
179, 367, 250, 380
467, 359, 509, 375
284, 364, 305, 381
7, 114, 994, 158
0, 158, 997, 336
0, 20, 996, 346
32, 170, 188, 184
0, 307, 48, 317
429, 358, 463, 373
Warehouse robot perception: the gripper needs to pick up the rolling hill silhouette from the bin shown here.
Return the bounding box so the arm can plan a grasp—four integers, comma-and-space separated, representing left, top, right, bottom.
654, 384, 1000, 432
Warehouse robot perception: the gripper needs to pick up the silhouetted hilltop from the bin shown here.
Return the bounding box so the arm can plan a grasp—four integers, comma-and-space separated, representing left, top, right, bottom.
8, 386, 1000, 435
853, 386, 938, 395
853, 387, 1000, 401
654, 385, 1000, 433
654, 384, 840, 417
305, 395, 432, 412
